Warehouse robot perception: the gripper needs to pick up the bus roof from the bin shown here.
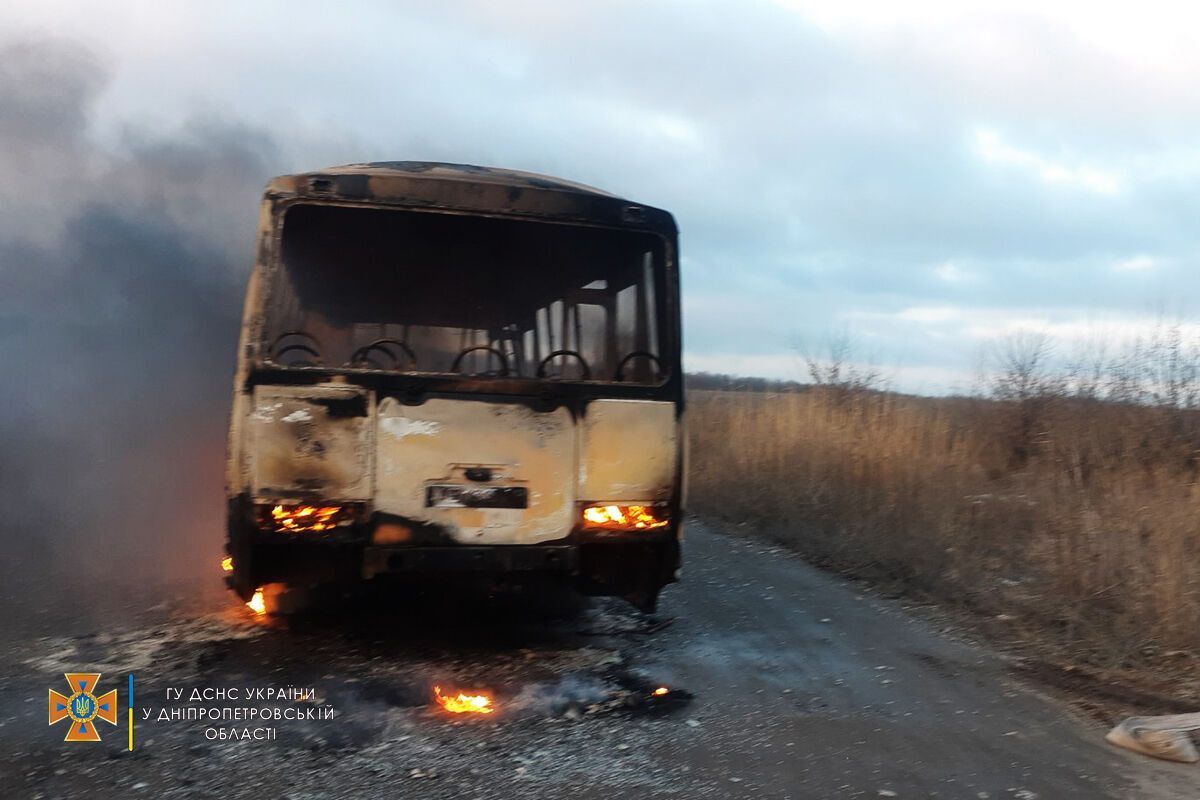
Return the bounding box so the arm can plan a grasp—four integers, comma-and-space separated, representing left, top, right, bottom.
265, 161, 676, 233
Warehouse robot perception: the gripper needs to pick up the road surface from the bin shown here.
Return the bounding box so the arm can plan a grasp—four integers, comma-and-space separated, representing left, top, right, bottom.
1, 519, 1196, 798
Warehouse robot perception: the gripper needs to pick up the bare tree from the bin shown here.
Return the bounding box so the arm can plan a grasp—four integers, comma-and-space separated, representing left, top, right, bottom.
989, 332, 1062, 467
794, 330, 883, 391
1141, 323, 1200, 410
990, 332, 1059, 402
1062, 335, 1111, 401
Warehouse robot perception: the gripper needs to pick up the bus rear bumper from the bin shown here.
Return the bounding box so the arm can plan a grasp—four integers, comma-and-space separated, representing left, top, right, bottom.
228, 498, 681, 612
362, 544, 578, 578
361, 534, 680, 611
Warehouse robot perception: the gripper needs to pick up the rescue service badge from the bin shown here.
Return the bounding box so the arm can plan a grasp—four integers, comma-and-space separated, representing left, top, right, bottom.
48, 673, 117, 742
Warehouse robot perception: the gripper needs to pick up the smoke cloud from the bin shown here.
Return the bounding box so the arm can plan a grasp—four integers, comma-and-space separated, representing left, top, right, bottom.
0, 37, 281, 583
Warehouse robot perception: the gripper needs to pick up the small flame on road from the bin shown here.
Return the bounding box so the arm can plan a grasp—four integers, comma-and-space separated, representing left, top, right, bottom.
434, 685, 494, 714
246, 588, 266, 615
652, 686, 669, 696
221, 557, 234, 572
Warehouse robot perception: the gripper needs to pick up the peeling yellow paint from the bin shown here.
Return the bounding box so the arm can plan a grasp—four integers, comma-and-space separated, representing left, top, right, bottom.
580, 400, 677, 503
374, 397, 574, 544
248, 384, 374, 500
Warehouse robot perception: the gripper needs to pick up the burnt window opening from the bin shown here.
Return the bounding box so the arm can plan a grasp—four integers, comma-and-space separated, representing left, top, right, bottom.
263, 203, 669, 385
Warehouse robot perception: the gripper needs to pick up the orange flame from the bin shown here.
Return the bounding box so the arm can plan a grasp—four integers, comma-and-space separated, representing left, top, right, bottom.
652, 686, 669, 696
434, 685, 494, 714
246, 588, 266, 615
582, 504, 668, 530
269, 504, 346, 533
221, 557, 234, 572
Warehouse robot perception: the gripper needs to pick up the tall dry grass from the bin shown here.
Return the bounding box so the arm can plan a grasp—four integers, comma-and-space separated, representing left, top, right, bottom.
689, 384, 1200, 673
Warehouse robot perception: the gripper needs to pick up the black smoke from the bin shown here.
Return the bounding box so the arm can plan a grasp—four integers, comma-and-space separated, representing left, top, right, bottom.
0, 37, 282, 584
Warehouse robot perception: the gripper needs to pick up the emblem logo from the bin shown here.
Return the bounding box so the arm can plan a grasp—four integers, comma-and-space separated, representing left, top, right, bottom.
48, 673, 118, 742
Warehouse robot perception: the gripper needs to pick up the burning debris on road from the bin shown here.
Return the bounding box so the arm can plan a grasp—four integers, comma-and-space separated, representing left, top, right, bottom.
494, 670, 693, 722
424, 675, 691, 722
217, 578, 695, 722
584, 673, 693, 718
434, 686, 496, 715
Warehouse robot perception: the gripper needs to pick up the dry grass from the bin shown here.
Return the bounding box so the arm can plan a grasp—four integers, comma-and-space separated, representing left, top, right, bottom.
689, 386, 1200, 681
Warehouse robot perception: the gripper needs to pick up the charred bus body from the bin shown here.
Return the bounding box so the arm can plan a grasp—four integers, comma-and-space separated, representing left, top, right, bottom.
225, 162, 683, 612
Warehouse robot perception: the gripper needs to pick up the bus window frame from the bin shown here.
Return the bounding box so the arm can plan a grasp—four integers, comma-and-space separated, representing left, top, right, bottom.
247, 198, 682, 399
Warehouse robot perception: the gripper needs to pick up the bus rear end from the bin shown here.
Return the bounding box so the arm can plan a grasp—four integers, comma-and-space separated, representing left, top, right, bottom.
225, 163, 683, 612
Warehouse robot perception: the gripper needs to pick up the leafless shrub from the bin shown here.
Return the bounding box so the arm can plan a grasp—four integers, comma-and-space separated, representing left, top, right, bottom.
988, 332, 1064, 468
989, 331, 1060, 402
1113, 322, 1200, 409
793, 330, 885, 413
1062, 336, 1111, 401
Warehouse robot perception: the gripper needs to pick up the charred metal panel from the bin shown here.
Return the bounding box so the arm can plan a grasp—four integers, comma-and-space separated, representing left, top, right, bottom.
248, 384, 374, 500
264, 162, 678, 234
225, 199, 277, 496
374, 397, 574, 545
580, 400, 677, 503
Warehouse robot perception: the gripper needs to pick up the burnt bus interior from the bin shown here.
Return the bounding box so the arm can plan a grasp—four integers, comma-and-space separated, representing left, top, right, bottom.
264, 204, 670, 387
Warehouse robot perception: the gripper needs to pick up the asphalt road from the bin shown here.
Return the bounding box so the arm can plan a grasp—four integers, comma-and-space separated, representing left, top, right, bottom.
1, 519, 1196, 799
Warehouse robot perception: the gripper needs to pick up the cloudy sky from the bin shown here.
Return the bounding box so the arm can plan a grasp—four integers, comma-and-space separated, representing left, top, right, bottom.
6, 0, 1200, 394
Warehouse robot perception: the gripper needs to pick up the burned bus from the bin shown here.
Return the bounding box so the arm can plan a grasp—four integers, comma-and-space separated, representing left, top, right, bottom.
225, 162, 683, 612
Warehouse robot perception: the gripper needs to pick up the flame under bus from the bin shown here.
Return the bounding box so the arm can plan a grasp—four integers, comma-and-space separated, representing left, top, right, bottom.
225, 162, 683, 612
